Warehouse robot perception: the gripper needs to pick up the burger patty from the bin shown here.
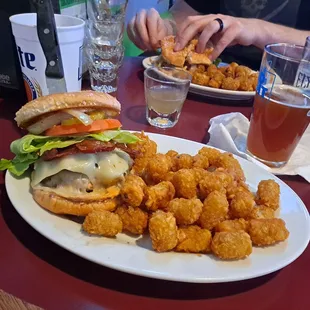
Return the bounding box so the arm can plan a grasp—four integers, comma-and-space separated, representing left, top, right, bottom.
42, 140, 116, 161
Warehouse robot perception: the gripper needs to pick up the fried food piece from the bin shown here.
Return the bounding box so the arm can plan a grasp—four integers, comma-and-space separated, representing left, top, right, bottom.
222, 77, 240, 90
235, 65, 252, 78
248, 219, 289, 246
225, 62, 239, 78
192, 154, 210, 169
167, 198, 203, 225
172, 169, 197, 199
198, 147, 222, 166
237, 76, 254, 91
162, 171, 175, 183
256, 180, 280, 210
131, 156, 150, 177
161, 36, 187, 67
192, 72, 210, 86
126, 132, 157, 159
212, 152, 245, 181
213, 169, 235, 189
215, 218, 248, 232
145, 181, 175, 211
83, 210, 122, 237
120, 175, 146, 207
218, 66, 228, 75
166, 150, 178, 158
198, 191, 229, 230
206, 64, 219, 78
193, 168, 209, 184
149, 210, 178, 252
211, 231, 252, 259
226, 181, 252, 200
249, 72, 258, 90
173, 154, 194, 171
198, 171, 226, 200
249, 205, 275, 219
230, 191, 255, 219
186, 46, 213, 65
115, 205, 148, 235
176, 226, 212, 253
145, 153, 173, 183
208, 72, 225, 88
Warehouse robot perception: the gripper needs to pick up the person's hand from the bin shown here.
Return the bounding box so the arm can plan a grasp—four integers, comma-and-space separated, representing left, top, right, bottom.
175, 14, 258, 60
127, 8, 174, 51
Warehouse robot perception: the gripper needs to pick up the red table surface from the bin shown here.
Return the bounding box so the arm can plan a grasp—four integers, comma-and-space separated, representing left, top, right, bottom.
0, 57, 309, 310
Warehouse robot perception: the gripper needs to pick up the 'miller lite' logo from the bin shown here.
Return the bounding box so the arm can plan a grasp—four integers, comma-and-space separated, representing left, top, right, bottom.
17, 46, 36, 71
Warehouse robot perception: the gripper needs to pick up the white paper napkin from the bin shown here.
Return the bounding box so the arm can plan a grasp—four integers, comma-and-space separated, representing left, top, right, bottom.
207, 112, 310, 182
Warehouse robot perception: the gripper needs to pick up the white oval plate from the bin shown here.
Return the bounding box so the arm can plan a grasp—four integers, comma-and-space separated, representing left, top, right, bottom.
142, 56, 256, 101
5, 133, 310, 283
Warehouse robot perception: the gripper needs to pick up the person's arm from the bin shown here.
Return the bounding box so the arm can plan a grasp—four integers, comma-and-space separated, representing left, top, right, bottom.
254, 20, 309, 49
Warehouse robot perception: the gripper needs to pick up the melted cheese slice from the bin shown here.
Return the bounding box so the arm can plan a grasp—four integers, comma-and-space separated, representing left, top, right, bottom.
31, 150, 132, 188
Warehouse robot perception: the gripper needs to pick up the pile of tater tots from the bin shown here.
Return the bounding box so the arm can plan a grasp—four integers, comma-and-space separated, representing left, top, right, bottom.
83, 132, 289, 260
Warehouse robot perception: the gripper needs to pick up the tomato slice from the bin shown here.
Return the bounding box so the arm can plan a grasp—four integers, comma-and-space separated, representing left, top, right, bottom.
45, 119, 121, 136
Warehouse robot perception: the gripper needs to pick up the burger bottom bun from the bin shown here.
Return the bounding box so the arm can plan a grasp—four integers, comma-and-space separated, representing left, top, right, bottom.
33, 189, 119, 216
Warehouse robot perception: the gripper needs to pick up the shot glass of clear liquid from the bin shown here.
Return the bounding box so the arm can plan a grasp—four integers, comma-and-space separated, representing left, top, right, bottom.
144, 67, 192, 129
86, 0, 128, 93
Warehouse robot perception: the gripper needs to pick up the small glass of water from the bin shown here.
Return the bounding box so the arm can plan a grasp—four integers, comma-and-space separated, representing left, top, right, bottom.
86, 0, 128, 93
144, 67, 192, 129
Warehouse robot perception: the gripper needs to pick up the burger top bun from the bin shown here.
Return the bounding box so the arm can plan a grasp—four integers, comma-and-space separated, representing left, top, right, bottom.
15, 91, 121, 128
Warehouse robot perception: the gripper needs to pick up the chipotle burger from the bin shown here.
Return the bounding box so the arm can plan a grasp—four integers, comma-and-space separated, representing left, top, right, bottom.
0, 91, 139, 216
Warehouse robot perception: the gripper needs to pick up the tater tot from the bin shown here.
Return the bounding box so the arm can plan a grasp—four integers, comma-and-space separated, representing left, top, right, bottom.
249, 205, 275, 220
83, 210, 122, 237
192, 154, 209, 169
149, 210, 178, 252
213, 169, 235, 189
126, 132, 157, 158
167, 198, 203, 225
198, 171, 226, 200
163, 171, 175, 183
172, 169, 197, 199
145, 153, 173, 183
176, 226, 212, 253
226, 181, 252, 200
120, 175, 146, 207
215, 218, 248, 232
256, 180, 280, 210
174, 154, 194, 171
248, 219, 289, 246
211, 231, 252, 259
145, 181, 175, 211
230, 191, 255, 219
198, 191, 229, 230
235, 65, 252, 78
192, 72, 210, 86
206, 64, 219, 77
198, 147, 222, 166
221, 77, 240, 90
115, 205, 148, 235
225, 62, 239, 78
212, 153, 245, 181
131, 156, 150, 177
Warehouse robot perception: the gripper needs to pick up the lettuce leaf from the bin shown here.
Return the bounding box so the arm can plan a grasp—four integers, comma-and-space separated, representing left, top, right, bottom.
1, 130, 139, 176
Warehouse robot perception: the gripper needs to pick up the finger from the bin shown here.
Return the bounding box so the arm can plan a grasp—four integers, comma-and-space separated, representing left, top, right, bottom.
127, 18, 148, 50
136, 10, 152, 50
211, 25, 238, 60
197, 18, 230, 53
175, 16, 209, 51
177, 15, 205, 37
146, 8, 162, 50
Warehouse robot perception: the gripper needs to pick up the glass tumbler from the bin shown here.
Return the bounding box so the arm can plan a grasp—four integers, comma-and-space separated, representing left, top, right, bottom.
86, 0, 128, 93
144, 67, 192, 129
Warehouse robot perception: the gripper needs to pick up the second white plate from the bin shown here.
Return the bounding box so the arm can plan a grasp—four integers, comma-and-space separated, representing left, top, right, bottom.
142, 56, 256, 101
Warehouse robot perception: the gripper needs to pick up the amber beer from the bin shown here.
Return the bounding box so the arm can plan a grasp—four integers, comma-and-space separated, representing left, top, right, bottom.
247, 85, 310, 166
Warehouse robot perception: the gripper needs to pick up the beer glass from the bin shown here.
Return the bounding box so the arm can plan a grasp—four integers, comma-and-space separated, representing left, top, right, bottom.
86, 0, 128, 93
247, 43, 310, 168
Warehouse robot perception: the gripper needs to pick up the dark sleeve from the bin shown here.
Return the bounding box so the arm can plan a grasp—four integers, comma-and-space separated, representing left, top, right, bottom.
296, 0, 310, 30
184, 0, 219, 15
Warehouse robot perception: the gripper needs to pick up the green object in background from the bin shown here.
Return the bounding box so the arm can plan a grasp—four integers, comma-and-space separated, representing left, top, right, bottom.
124, 11, 173, 57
